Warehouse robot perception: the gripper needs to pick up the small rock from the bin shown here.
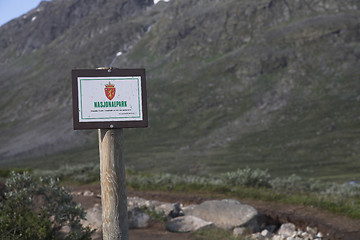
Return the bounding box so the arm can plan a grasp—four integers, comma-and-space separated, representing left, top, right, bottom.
300, 232, 308, 238
278, 223, 296, 238
251, 232, 265, 240
261, 229, 272, 238
166, 215, 214, 233
306, 226, 318, 236
83, 190, 94, 196
233, 227, 246, 236
286, 237, 299, 240
316, 232, 323, 238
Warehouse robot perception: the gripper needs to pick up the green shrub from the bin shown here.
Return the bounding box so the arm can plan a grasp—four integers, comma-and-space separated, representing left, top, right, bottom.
270, 174, 306, 193
0, 167, 33, 178
140, 205, 167, 223
0, 172, 94, 240
220, 167, 271, 188
0, 206, 53, 239
39, 164, 100, 184
322, 182, 360, 198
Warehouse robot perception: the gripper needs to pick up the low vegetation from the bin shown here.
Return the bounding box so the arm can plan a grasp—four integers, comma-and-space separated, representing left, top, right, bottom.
10, 164, 357, 220
0, 171, 94, 240
126, 168, 360, 219
1, 164, 359, 233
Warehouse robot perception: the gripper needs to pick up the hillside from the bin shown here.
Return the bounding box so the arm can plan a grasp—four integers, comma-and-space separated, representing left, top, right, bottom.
0, 0, 359, 181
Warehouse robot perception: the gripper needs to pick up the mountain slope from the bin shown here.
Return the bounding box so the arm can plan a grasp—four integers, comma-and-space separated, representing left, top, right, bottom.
0, 0, 156, 161
116, 0, 360, 180
0, 0, 359, 181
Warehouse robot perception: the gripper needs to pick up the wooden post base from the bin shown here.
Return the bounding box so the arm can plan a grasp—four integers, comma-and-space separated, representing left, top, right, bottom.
98, 129, 129, 240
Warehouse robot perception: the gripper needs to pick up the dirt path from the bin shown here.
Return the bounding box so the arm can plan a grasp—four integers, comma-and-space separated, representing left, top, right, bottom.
70, 184, 360, 240
129, 221, 191, 240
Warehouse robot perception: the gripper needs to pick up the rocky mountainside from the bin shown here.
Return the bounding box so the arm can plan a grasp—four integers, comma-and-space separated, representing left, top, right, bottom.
0, 0, 359, 181
0, 0, 156, 161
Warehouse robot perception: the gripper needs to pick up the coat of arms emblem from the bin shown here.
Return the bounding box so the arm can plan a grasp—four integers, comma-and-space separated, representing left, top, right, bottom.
105, 82, 115, 100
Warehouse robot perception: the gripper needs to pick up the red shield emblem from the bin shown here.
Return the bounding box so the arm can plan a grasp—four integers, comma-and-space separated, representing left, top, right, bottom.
105, 82, 116, 100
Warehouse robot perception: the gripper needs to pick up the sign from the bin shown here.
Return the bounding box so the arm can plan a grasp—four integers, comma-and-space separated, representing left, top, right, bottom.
72, 68, 148, 129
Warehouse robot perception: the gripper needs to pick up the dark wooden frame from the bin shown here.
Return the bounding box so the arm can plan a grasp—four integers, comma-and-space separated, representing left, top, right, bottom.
72, 68, 148, 129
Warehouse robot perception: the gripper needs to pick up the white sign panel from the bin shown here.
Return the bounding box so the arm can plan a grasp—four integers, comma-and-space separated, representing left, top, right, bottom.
77, 76, 143, 122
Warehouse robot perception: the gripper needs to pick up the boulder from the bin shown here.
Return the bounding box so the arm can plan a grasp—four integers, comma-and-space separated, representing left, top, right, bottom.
82, 204, 102, 229
128, 207, 151, 229
183, 199, 260, 230
182, 204, 197, 212
166, 216, 214, 233
155, 203, 176, 216
82, 204, 151, 230
80, 204, 103, 240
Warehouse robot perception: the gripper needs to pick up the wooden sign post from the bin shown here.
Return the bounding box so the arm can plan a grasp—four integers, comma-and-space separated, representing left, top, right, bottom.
72, 68, 148, 240
98, 128, 128, 239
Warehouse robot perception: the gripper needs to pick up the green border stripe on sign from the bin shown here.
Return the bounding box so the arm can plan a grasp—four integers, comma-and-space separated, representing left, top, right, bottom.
79, 77, 141, 120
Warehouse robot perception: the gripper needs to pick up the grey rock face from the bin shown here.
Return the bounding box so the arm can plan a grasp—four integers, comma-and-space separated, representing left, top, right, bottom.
128, 207, 151, 229
82, 204, 151, 230
155, 203, 175, 216
183, 199, 259, 230
166, 216, 214, 233
82, 204, 102, 229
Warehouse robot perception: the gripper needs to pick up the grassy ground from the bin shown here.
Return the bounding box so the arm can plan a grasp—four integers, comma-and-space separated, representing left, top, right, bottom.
2, 165, 358, 220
